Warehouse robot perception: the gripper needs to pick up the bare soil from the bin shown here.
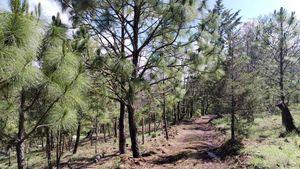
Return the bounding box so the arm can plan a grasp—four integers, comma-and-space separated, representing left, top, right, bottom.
61, 116, 243, 169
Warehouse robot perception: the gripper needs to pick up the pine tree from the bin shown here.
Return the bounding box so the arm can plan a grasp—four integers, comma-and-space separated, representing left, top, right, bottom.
257, 7, 300, 132
56, 0, 203, 158
0, 1, 44, 168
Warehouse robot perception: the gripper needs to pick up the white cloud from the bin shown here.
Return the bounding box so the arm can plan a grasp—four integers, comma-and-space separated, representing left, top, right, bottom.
28, 0, 70, 25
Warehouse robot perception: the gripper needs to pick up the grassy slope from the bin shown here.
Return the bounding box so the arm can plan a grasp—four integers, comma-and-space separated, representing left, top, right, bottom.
213, 106, 300, 169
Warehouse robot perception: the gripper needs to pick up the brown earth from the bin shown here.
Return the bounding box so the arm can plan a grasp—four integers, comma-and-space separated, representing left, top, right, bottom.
61, 116, 243, 169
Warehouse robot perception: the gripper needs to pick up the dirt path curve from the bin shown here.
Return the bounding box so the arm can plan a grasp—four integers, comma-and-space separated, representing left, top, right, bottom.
141, 115, 228, 169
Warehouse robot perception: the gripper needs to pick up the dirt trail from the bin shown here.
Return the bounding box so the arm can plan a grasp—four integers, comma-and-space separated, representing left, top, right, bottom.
137, 115, 229, 169
66, 116, 231, 169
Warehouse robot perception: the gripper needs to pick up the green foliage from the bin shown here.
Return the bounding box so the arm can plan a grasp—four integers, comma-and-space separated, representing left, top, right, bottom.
39, 14, 89, 131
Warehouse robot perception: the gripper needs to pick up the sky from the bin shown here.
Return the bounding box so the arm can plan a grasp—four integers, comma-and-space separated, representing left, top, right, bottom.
0, 0, 300, 23
208, 0, 300, 21
0, 0, 69, 24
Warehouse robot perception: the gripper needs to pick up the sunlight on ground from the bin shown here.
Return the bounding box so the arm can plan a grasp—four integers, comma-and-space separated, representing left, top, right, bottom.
213, 107, 300, 169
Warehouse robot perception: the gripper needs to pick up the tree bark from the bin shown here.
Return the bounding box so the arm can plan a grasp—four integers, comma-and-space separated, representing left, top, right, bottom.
61, 133, 65, 155
102, 124, 107, 143
56, 131, 61, 169
127, 2, 141, 158
50, 131, 54, 150
173, 106, 177, 123
16, 90, 26, 169
229, 33, 235, 141
127, 104, 141, 158
153, 112, 157, 133
163, 90, 169, 140
68, 133, 72, 151
190, 100, 194, 118
148, 113, 151, 136
107, 124, 111, 138
95, 117, 98, 154
90, 128, 93, 146
177, 102, 180, 121
142, 117, 145, 144
119, 102, 126, 154
114, 118, 117, 138
46, 127, 52, 169
73, 120, 81, 154
8, 148, 11, 167
230, 97, 235, 141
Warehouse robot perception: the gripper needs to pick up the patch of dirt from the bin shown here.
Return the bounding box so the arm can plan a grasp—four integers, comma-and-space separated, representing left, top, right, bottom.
62, 115, 246, 169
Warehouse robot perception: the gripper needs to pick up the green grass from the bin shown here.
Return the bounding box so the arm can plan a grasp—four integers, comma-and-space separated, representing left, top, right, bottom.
0, 151, 45, 169
213, 109, 300, 169
0, 130, 163, 169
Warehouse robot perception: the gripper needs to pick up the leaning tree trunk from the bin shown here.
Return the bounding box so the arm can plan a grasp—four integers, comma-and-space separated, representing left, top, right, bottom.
73, 120, 81, 154
127, 104, 141, 158
119, 102, 126, 154
277, 101, 297, 132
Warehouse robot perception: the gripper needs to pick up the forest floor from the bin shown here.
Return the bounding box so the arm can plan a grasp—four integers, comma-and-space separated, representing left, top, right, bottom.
61, 115, 245, 169
3, 113, 300, 169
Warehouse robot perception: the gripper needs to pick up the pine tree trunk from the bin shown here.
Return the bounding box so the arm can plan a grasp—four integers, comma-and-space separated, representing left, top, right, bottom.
61, 134, 65, 155
142, 117, 145, 144
102, 124, 107, 143
153, 112, 157, 133
68, 134, 72, 151
16, 90, 26, 169
114, 118, 117, 138
177, 102, 180, 121
16, 141, 26, 169
73, 120, 81, 154
148, 113, 151, 136
46, 127, 52, 169
90, 128, 93, 146
95, 117, 98, 154
190, 100, 194, 118
119, 102, 126, 154
127, 104, 141, 158
230, 102, 235, 141
8, 148, 11, 167
50, 131, 54, 150
163, 91, 169, 140
173, 106, 177, 123
41, 136, 44, 150
107, 124, 111, 138
229, 35, 235, 141
56, 131, 61, 169
129, 3, 141, 158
